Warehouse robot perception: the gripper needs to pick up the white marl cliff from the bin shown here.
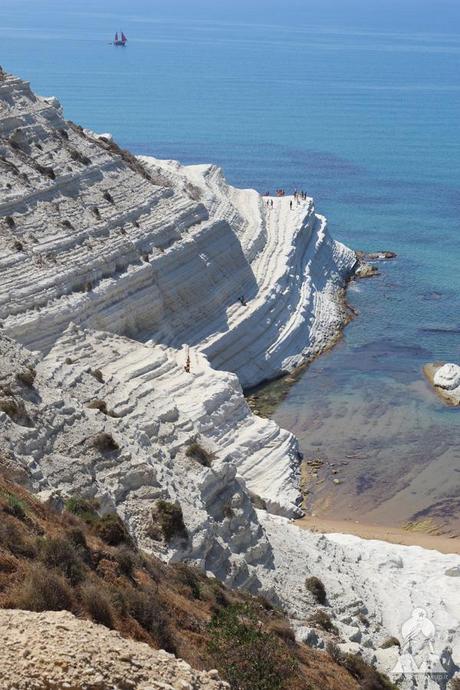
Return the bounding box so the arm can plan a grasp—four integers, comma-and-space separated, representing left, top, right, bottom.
2, 72, 458, 688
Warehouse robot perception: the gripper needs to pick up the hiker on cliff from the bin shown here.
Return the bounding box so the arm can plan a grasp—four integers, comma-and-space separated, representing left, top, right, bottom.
290, 200, 293, 210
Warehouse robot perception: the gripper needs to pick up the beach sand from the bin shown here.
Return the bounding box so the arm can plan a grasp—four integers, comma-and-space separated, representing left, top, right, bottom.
297, 515, 460, 555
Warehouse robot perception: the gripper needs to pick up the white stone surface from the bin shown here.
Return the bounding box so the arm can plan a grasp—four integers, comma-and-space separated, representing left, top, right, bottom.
259, 512, 460, 689
433, 363, 460, 403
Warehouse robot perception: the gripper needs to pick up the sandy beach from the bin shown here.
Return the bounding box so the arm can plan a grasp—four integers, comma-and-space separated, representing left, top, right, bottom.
297, 515, 460, 555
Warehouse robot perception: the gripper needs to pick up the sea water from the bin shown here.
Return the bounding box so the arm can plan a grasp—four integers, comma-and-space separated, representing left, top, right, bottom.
1, 0, 459, 531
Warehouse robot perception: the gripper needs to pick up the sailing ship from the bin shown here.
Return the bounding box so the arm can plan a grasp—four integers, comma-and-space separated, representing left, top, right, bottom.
113, 31, 127, 46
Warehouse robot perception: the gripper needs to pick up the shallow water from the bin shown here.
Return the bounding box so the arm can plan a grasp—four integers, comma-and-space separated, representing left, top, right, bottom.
2, 0, 459, 531
273, 270, 460, 533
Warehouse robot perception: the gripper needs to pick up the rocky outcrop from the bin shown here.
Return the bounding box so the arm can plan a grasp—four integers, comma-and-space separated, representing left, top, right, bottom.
0, 609, 228, 690
433, 363, 460, 405
424, 362, 460, 406
0, 329, 278, 590
0, 72, 355, 390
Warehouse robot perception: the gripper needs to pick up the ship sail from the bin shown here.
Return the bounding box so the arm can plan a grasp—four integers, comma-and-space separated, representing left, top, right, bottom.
115, 32, 118, 42
121, 32, 127, 43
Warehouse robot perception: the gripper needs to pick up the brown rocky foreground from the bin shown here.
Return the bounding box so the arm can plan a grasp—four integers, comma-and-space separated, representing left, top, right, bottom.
0, 608, 227, 690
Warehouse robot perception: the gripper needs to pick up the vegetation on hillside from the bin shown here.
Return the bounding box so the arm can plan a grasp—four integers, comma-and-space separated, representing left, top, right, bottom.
0, 467, 397, 690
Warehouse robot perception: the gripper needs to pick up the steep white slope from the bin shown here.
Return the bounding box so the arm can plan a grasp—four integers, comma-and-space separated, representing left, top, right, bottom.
1, 72, 356, 389
259, 513, 460, 690
0, 328, 281, 589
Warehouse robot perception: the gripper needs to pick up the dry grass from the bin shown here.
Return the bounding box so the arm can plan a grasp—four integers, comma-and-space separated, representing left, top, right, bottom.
150, 500, 187, 542
0, 471, 373, 690
92, 432, 119, 453
16, 368, 36, 387
9, 565, 73, 612
185, 441, 214, 468
308, 609, 338, 633
81, 583, 114, 628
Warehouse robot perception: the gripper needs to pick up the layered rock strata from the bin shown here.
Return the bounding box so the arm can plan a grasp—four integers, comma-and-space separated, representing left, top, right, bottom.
0, 72, 356, 390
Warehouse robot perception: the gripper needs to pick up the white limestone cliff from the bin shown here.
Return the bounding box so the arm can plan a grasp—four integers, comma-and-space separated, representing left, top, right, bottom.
0, 72, 356, 390
1, 71, 459, 688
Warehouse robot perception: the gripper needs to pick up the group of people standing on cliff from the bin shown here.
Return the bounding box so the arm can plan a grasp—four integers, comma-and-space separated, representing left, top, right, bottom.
264, 188, 308, 210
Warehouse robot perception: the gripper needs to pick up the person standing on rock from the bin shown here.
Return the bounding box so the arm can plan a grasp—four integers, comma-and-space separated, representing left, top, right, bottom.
290, 200, 293, 210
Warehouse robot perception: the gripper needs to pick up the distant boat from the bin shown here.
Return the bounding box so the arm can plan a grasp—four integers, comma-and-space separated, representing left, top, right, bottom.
113, 31, 127, 46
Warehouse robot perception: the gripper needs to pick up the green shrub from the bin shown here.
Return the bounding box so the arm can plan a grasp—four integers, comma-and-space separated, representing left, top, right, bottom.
90, 369, 104, 383
305, 576, 326, 604
12, 565, 73, 612
0, 397, 19, 418
185, 441, 214, 467
95, 512, 131, 546
16, 368, 36, 387
223, 503, 235, 519
81, 583, 114, 628
340, 653, 398, 690
173, 563, 201, 600
124, 586, 175, 651
151, 500, 187, 542
326, 643, 398, 690
207, 604, 297, 690
65, 527, 92, 565
38, 536, 86, 585
69, 148, 91, 165
86, 399, 108, 414
0, 520, 36, 558
308, 610, 337, 633
0, 396, 30, 424
35, 163, 55, 179
65, 496, 99, 523
114, 546, 136, 577
4, 493, 27, 520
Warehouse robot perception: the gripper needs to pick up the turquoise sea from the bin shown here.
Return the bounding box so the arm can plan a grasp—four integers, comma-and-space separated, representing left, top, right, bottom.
1, 0, 459, 531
